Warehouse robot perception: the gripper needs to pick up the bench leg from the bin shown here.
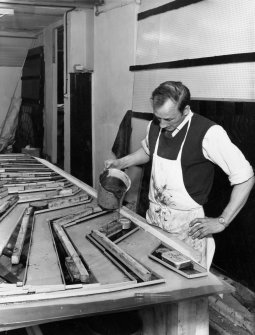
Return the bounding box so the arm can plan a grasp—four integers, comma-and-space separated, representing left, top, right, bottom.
139, 297, 209, 335
26, 325, 43, 335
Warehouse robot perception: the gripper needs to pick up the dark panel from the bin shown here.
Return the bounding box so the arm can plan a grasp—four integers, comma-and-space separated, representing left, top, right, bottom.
138, 0, 203, 21
190, 100, 255, 290
14, 46, 44, 154
21, 79, 42, 102
130, 52, 255, 72
70, 73, 92, 186
21, 46, 44, 104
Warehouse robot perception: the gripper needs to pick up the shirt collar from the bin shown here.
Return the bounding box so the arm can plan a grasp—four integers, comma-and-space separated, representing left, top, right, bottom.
172, 110, 193, 137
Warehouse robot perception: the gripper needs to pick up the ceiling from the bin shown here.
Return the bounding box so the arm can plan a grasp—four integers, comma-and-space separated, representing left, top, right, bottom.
0, 0, 102, 38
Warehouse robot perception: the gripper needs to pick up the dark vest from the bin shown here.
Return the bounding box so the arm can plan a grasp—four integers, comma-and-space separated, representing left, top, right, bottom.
148, 113, 217, 205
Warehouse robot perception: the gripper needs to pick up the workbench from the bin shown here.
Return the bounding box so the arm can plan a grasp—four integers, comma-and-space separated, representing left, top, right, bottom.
0, 156, 232, 335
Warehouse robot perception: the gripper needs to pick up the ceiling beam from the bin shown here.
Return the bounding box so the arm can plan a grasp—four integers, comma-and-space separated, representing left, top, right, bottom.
0, 1, 95, 9
0, 31, 37, 38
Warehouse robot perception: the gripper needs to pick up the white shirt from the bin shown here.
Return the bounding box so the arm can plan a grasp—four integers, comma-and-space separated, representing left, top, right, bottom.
142, 111, 254, 186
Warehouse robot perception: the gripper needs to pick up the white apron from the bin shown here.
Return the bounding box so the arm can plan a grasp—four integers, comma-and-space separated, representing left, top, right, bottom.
146, 116, 215, 269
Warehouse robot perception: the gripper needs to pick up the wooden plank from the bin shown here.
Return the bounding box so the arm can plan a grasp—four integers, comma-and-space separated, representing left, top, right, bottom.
12, 187, 60, 195
209, 295, 255, 334
0, 195, 19, 214
52, 222, 89, 283
89, 230, 153, 282
11, 207, 34, 265
5, 181, 66, 193
55, 206, 102, 226
35, 158, 97, 197
0, 263, 19, 283
1, 176, 64, 182
18, 190, 59, 201
0, 167, 50, 172
25, 203, 98, 286
0, 172, 56, 177
0, 203, 28, 255
0, 279, 164, 304
25, 213, 63, 286
47, 193, 91, 209
18, 190, 86, 204
66, 212, 132, 284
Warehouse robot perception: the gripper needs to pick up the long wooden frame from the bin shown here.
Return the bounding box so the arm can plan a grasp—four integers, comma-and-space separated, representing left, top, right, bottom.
0, 156, 232, 335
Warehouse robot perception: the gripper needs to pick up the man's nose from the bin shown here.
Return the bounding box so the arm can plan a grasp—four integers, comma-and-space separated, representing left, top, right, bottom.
159, 120, 167, 128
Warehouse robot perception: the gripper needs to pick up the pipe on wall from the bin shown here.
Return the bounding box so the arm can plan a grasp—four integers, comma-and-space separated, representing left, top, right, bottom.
95, 0, 141, 16
64, 7, 76, 95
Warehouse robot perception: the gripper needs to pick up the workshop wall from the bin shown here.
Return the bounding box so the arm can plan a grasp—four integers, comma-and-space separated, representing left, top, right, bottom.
132, 0, 255, 112
0, 67, 21, 127
93, 2, 139, 185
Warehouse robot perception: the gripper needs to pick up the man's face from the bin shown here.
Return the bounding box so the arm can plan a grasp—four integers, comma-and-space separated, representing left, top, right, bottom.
153, 98, 189, 131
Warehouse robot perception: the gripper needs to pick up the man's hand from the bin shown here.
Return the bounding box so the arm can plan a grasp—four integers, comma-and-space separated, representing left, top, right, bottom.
189, 217, 225, 239
104, 159, 121, 169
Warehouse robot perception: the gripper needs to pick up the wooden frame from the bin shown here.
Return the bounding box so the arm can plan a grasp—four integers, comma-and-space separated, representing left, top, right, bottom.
0, 155, 232, 335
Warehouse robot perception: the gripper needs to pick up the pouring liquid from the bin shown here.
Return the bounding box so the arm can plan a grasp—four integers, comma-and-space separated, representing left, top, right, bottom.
99, 171, 128, 212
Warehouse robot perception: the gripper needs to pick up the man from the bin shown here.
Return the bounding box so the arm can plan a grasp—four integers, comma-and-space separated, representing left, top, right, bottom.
105, 81, 254, 268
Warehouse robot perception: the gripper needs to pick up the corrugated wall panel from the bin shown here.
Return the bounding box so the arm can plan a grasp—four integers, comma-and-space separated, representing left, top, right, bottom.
133, 62, 255, 112
133, 0, 255, 110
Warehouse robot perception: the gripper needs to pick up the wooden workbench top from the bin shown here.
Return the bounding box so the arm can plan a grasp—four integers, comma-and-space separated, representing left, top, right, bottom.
0, 157, 232, 331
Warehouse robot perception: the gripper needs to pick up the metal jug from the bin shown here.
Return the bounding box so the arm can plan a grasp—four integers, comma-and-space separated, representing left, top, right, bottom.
97, 169, 131, 210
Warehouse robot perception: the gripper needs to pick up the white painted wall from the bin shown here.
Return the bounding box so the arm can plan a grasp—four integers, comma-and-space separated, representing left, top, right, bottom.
68, 9, 94, 72
0, 37, 34, 67
0, 67, 22, 129
93, 2, 139, 186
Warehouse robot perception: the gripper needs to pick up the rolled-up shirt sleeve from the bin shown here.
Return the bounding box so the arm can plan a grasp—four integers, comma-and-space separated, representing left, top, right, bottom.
203, 125, 254, 185
141, 121, 152, 156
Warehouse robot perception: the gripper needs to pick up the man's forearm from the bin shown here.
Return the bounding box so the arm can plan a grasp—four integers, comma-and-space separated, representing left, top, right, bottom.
189, 176, 255, 239
117, 147, 150, 169
221, 176, 255, 225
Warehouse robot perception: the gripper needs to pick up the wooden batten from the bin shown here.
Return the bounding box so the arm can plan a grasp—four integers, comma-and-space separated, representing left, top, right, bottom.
209, 295, 255, 334
11, 207, 34, 265
52, 222, 89, 283
0, 204, 28, 256
89, 230, 153, 282
0, 279, 165, 303
48, 193, 91, 209
0, 195, 19, 214
55, 206, 102, 227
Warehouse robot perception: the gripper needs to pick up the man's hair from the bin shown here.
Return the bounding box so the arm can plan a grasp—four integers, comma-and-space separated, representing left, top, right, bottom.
151, 81, 191, 112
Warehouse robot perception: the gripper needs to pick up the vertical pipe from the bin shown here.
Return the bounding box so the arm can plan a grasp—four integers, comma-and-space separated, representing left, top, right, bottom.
64, 7, 75, 95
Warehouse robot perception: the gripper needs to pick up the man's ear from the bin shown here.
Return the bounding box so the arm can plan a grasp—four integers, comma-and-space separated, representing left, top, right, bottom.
183, 105, 190, 116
